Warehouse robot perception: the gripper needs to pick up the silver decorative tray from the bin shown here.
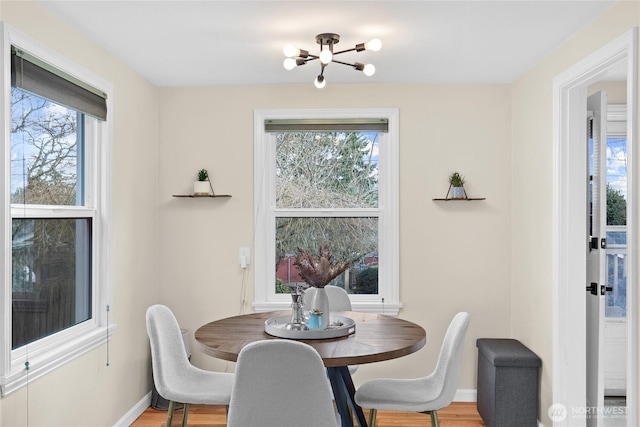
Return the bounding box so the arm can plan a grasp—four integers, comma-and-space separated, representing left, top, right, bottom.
265, 315, 356, 339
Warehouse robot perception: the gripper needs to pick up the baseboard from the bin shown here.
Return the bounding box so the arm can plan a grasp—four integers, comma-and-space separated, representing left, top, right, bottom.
113, 391, 151, 427
454, 389, 477, 402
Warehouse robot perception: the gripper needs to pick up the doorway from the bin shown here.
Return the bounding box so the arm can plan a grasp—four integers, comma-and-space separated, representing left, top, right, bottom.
586, 91, 629, 426
553, 28, 637, 426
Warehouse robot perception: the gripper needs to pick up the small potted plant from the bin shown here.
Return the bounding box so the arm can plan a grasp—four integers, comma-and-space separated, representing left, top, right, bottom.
193, 168, 210, 196
448, 171, 466, 199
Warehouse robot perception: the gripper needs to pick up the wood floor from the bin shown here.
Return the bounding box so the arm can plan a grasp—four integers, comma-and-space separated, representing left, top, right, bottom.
130, 402, 486, 426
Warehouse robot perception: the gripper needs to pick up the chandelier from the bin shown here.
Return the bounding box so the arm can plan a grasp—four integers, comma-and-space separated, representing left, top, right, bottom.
283, 33, 382, 89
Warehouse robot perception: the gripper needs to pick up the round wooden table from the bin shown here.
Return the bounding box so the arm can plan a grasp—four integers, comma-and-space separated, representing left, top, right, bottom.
194, 311, 426, 427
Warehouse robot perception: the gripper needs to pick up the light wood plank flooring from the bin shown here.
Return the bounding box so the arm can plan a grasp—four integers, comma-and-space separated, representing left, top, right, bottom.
130, 402, 486, 426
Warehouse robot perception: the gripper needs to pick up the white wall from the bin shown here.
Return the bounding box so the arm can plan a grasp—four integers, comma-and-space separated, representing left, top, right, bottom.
0, 2, 159, 426
589, 81, 627, 103
158, 83, 513, 390
511, 1, 639, 425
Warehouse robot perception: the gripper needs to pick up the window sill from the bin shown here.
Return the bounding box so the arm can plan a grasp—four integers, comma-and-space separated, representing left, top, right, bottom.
253, 301, 402, 316
0, 323, 117, 396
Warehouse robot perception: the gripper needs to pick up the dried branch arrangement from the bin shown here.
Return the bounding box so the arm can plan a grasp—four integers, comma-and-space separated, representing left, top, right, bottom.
293, 245, 351, 288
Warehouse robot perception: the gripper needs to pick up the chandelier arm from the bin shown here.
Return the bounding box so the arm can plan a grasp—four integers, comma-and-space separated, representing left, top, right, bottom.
299, 56, 319, 64
332, 47, 358, 56
319, 62, 327, 76
331, 58, 359, 68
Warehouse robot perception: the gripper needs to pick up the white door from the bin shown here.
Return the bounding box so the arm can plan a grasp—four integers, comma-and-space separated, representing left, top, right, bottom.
586, 90, 608, 426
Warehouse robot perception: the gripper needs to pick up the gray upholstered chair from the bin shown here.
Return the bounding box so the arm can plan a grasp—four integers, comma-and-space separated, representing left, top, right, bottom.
146, 304, 234, 427
227, 339, 340, 427
354, 312, 470, 427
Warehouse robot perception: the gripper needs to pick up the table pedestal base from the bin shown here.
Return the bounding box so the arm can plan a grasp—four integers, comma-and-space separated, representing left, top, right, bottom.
327, 366, 368, 427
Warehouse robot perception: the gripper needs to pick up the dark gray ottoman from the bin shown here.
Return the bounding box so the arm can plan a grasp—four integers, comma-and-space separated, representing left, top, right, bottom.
476, 338, 542, 427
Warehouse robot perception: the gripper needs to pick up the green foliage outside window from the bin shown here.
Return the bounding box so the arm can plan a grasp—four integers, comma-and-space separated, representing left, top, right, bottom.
354, 267, 379, 294
607, 183, 626, 225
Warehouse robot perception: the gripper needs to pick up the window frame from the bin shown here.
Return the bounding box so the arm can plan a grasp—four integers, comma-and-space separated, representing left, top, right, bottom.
0, 23, 114, 395
253, 108, 401, 315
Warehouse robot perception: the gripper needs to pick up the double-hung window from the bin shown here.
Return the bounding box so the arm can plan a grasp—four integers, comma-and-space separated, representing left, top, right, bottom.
254, 109, 400, 314
0, 26, 112, 395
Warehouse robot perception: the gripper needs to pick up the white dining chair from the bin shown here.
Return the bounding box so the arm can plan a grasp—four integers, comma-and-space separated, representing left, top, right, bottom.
354, 312, 470, 427
146, 304, 234, 427
304, 284, 353, 311
227, 339, 341, 427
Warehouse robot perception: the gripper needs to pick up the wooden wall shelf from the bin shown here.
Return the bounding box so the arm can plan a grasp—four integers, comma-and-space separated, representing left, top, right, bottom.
433, 197, 485, 201
172, 194, 232, 198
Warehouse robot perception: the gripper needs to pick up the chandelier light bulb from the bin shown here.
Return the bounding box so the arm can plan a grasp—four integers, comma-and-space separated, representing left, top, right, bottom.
283, 44, 299, 58
363, 64, 376, 76
319, 46, 333, 64
364, 38, 382, 52
314, 75, 326, 89
283, 58, 297, 70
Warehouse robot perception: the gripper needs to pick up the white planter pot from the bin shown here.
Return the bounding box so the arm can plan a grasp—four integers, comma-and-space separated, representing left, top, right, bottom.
193, 181, 210, 196
306, 287, 330, 330
451, 186, 465, 199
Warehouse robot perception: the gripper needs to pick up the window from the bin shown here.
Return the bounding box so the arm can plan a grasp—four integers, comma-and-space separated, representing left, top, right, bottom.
0, 26, 112, 395
604, 105, 627, 318
254, 109, 400, 314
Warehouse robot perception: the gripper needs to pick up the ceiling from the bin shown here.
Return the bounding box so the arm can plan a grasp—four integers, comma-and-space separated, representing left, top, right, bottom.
37, 1, 618, 87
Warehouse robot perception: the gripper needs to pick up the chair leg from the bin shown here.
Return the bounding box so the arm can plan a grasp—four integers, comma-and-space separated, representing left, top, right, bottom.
368, 408, 377, 427
166, 401, 176, 427
419, 410, 439, 427
181, 403, 190, 427
430, 410, 439, 427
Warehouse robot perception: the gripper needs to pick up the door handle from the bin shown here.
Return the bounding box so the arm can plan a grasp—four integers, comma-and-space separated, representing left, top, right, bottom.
586, 282, 598, 295
588, 237, 607, 251
601, 285, 613, 295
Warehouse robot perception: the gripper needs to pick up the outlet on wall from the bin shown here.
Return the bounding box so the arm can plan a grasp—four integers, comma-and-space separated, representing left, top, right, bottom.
239, 247, 250, 268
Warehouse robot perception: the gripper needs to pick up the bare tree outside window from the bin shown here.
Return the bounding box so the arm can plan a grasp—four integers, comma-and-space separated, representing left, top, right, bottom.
11, 87, 90, 349
11, 88, 79, 205
274, 131, 380, 294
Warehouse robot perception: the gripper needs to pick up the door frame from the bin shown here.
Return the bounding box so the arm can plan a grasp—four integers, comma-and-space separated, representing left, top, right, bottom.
553, 28, 637, 426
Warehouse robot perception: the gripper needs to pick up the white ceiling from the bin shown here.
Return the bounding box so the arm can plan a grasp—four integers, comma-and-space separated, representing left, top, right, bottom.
37, 0, 618, 87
